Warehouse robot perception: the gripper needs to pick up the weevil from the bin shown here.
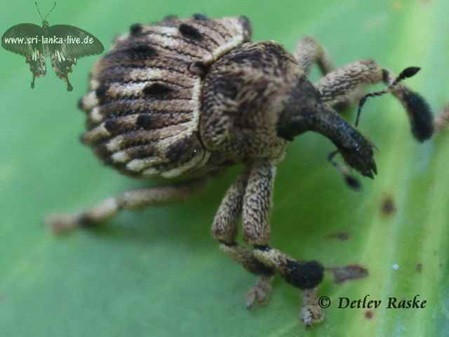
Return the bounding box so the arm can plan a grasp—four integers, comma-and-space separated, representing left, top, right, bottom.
46, 14, 434, 326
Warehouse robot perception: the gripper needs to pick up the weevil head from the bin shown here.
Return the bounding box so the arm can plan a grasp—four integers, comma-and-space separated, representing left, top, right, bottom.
276, 76, 322, 141
276, 76, 377, 178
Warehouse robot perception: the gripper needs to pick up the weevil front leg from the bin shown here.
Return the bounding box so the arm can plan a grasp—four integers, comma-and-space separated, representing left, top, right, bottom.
295, 37, 434, 140
241, 160, 325, 326
46, 177, 207, 234
316, 59, 434, 141
212, 170, 275, 308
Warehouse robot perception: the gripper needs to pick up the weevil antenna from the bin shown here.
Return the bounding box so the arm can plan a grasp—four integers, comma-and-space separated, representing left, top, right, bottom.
327, 150, 361, 191
355, 67, 421, 127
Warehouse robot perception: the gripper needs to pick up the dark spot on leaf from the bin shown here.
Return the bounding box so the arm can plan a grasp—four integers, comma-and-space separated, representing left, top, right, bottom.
365, 310, 374, 319
178, 23, 203, 41
143, 83, 172, 97
327, 232, 350, 241
136, 114, 152, 129
328, 264, 369, 284
416, 263, 423, 273
381, 195, 397, 216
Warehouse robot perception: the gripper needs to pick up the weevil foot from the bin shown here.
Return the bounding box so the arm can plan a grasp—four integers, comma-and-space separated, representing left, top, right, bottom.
45, 214, 79, 235
300, 288, 324, 327
246, 275, 273, 309
45, 198, 119, 234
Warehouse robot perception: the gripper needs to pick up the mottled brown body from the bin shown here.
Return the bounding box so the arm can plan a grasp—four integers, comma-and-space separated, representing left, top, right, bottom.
50, 14, 435, 328
201, 41, 297, 162
79, 16, 252, 179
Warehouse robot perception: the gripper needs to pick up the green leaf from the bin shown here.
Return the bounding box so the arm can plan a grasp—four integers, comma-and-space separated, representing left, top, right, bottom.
0, 0, 448, 336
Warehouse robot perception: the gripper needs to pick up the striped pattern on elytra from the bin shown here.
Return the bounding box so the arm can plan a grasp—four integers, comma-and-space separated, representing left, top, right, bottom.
78, 15, 251, 178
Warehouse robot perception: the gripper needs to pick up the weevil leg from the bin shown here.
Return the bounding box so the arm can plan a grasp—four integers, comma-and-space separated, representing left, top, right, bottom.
317, 59, 434, 141
241, 160, 325, 326
295, 37, 360, 112
296, 37, 433, 135
434, 103, 449, 133
212, 169, 275, 308
316, 59, 386, 107
46, 177, 207, 234
294, 37, 335, 76
219, 243, 275, 309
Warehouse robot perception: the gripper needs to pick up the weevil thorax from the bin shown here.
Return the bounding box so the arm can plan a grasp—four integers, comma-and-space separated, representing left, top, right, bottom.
78, 15, 251, 179
200, 41, 302, 162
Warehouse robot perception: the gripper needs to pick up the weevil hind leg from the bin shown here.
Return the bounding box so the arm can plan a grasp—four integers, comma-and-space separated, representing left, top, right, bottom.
245, 274, 273, 309
46, 177, 208, 235
241, 160, 325, 326
211, 169, 275, 309
215, 161, 325, 325
219, 243, 275, 308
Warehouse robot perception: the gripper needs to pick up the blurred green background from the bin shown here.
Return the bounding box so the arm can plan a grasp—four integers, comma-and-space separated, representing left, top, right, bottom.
0, 0, 448, 336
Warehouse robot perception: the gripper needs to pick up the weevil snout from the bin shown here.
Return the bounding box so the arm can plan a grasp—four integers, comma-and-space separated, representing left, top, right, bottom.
276, 76, 322, 140
337, 130, 377, 178
306, 101, 378, 179
276, 76, 378, 179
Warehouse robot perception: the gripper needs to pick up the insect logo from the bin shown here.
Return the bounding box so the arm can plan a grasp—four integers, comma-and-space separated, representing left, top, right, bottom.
1, 2, 104, 91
